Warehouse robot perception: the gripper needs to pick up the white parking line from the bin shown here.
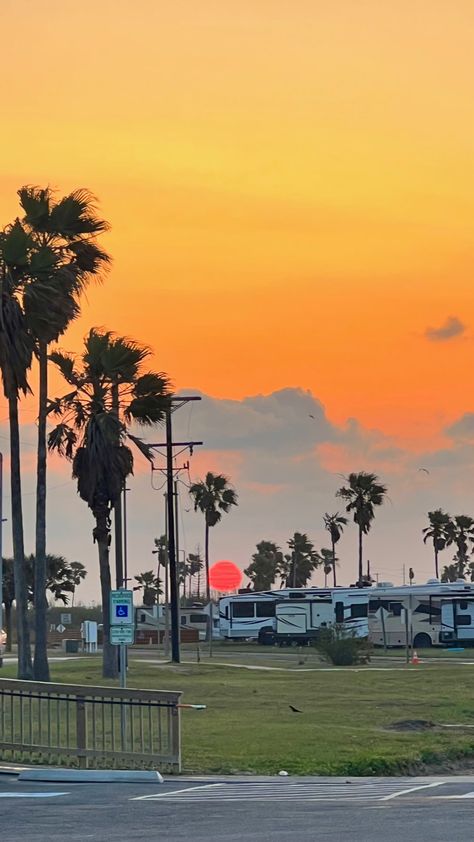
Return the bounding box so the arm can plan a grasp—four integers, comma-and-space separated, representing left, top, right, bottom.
135, 780, 442, 803
132, 783, 223, 801
381, 782, 445, 800
0, 792, 69, 799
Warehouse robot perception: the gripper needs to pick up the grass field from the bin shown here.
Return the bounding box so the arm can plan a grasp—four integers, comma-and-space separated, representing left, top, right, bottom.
4, 651, 474, 776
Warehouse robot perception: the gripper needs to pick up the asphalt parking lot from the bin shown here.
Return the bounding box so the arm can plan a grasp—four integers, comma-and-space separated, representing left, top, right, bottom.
2, 774, 474, 841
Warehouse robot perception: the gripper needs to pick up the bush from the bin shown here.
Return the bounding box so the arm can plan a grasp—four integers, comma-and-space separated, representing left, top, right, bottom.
314, 625, 371, 666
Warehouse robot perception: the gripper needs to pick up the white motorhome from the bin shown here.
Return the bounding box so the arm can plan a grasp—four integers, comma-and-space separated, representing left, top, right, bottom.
218, 587, 368, 642
368, 580, 474, 648
274, 589, 368, 645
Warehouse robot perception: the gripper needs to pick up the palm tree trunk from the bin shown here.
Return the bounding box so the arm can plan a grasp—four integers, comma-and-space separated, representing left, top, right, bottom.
94, 502, 117, 678
332, 538, 337, 587
205, 521, 210, 602
9, 396, 33, 679
5, 601, 12, 652
358, 525, 363, 585
34, 340, 49, 681
434, 546, 439, 580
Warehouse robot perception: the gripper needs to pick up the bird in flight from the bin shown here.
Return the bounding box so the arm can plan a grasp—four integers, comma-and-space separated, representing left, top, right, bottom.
418, 468, 430, 474
309, 414, 315, 419
289, 705, 303, 713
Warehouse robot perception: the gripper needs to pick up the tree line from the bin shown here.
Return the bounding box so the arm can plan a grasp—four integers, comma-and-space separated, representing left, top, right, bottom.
423, 510, 474, 582
244, 471, 387, 590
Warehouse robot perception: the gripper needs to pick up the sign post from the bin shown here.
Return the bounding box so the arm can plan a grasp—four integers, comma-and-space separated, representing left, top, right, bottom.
401, 601, 413, 665
374, 606, 389, 652
110, 589, 134, 689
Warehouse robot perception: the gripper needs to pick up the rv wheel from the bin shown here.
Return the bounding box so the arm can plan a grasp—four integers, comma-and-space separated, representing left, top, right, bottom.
413, 633, 432, 649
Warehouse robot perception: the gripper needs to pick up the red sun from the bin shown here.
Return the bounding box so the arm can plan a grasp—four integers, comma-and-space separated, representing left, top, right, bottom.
209, 560, 243, 593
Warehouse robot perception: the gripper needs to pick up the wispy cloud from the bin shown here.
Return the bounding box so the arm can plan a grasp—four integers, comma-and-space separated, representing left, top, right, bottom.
425, 316, 466, 342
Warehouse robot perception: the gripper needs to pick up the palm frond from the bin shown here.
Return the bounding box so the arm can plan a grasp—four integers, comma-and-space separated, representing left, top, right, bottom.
17, 186, 51, 230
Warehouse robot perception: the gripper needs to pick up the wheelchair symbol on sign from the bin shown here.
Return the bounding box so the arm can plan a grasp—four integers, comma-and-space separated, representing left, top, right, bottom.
116, 605, 128, 617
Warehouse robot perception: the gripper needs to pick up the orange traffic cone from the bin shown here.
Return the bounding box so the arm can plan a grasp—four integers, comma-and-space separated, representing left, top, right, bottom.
411, 650, 420, 665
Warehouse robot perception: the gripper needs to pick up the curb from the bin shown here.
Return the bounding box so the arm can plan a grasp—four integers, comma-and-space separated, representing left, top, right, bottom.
18, 769, 163, 784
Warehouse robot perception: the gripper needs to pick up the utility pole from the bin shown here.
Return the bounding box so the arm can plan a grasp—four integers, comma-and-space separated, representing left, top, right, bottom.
149, 396, 202, 664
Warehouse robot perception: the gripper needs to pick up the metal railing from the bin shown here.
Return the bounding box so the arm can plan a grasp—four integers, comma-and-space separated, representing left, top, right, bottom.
0, 678, 182, 772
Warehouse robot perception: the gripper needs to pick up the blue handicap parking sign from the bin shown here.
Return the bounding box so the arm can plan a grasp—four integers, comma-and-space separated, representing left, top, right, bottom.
116, 604, 129, 618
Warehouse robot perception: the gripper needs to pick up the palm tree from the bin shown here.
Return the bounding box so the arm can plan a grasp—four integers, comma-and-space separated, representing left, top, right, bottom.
134, 571, 162, 607
336, 472, 387, 585
280, 533, 321, 588
189, 473, 238, 601
48, 329, 171, 677
323, 512, 348, 587
244, 541, 283, 591
450, 515, 474, 579
0, 221, 35, 678
17, 186, 110, 681
320, 547, 337, 587
69, 561, 87, 607
187, 552, 204, 599
422, 509, 453, 579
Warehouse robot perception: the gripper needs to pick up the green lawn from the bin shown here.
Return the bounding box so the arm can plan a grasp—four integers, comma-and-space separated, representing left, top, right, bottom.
4, 654, 474, 775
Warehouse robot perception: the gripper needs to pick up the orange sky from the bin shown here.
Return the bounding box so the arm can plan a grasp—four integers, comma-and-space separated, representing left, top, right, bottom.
1, 0, 473, 448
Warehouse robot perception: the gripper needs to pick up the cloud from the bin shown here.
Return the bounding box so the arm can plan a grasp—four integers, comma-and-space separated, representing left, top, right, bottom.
444, 413, 474, 442
425, 316, 466, 342
6, 389, 474, 603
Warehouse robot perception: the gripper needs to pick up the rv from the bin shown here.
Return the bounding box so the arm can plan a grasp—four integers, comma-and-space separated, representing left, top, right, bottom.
218, 587, 368, 642
368, 580, 474, 648
273, 588, 368, 645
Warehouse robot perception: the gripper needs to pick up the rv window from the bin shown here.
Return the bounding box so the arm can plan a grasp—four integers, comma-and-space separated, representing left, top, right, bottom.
256, 602, 276, 618
459, 600, 469, 610
456, 615, 472, 626
390, 602, 402, 617
369, 600, 382, 612
232, 602, 255, 619
335, 602, 344, 623
289, 592, 304, 599
350, 603, 368, 619
429, 599, 441, 619
189, 614, 207, 624
180, 616, 187, 625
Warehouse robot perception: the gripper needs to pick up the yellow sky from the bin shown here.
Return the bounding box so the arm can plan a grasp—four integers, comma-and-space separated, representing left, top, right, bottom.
0, 0, 473, 446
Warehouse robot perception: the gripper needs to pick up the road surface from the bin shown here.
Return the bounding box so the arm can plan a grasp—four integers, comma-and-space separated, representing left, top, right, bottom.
1, 774, 474, 841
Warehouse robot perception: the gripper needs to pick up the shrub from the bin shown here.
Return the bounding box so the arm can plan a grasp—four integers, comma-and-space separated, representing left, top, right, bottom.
314, 625, 371, 666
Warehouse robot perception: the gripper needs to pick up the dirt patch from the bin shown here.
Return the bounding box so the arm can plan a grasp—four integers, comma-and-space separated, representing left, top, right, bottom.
387, 719, 436, 731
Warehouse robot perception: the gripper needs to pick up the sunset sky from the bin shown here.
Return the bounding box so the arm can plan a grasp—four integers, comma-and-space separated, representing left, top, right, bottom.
0, 1, 473, 600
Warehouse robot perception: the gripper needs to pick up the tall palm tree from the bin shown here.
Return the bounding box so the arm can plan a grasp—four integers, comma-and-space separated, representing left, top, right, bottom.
450, 515, 474, 579
48, 329, 171, 677
323, 512, 348, 587
422, 509, 453, 579
17, 186, 110, 681
189, 473, 238, 601
336, 472, 387, 585
0, 221, 35, 678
